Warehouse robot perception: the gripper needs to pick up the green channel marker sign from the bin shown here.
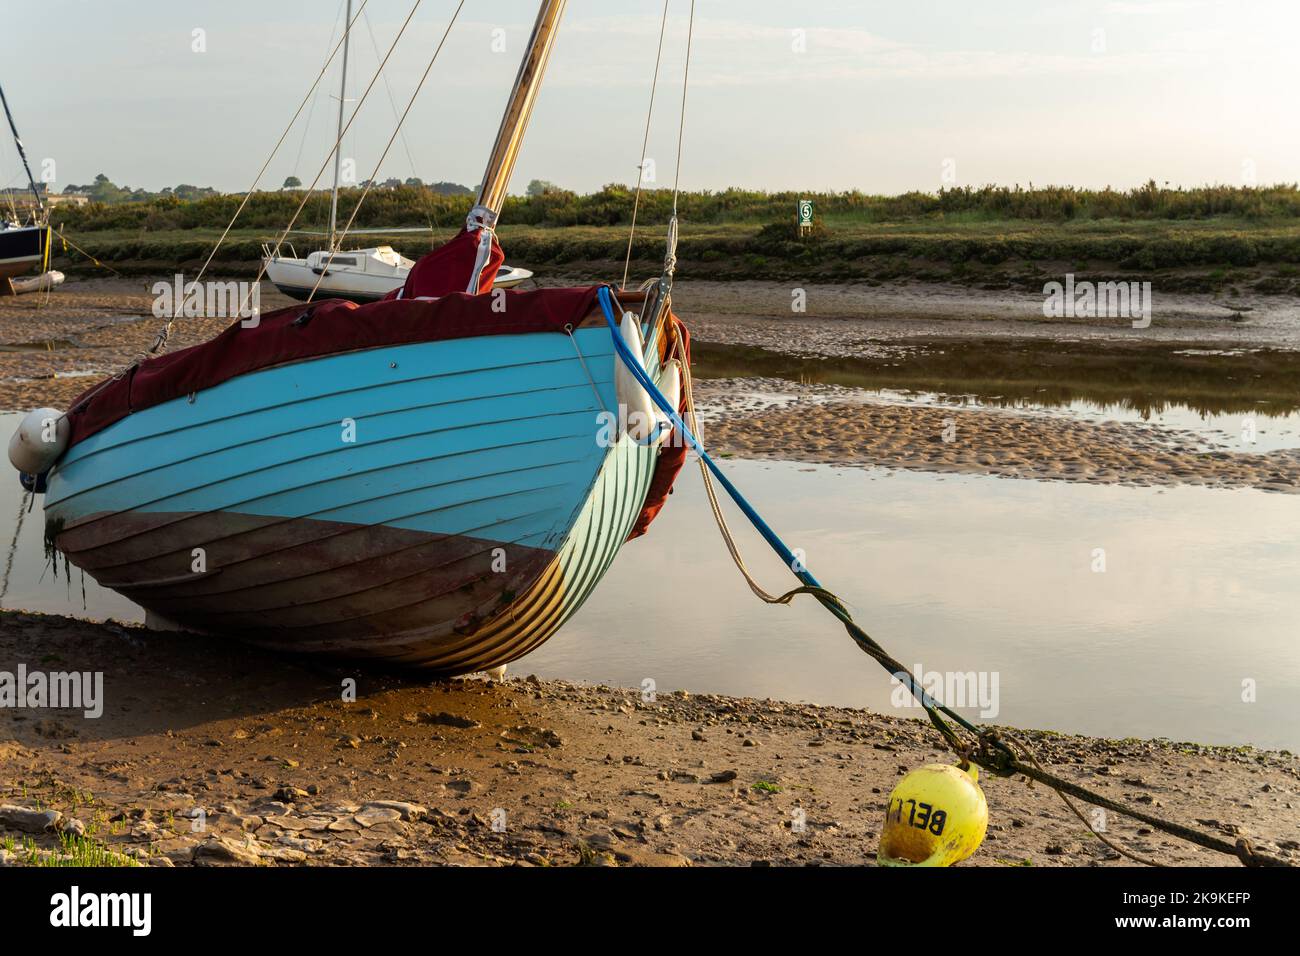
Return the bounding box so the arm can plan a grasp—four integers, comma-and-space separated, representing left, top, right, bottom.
798, 199, 813, 235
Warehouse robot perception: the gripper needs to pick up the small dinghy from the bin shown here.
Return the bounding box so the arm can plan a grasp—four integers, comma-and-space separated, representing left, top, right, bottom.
11, 0, 691, 673
8, 269, 64, 295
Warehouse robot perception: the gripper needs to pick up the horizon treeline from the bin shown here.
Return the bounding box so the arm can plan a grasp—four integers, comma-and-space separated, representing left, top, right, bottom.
48, 180, 1300, 233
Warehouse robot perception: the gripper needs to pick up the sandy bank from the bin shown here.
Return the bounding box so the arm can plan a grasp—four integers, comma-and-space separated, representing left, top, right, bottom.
694, 378, 1300, 493
1, 611, 1295, 868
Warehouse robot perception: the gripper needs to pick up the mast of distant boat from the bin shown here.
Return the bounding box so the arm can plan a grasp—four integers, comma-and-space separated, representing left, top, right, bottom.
327, 0, 353, 252
0, 81, 45, 224
464, 0, 568, 292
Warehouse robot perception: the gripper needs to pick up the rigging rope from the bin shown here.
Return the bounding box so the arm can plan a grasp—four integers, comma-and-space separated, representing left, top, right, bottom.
598, 285, 1289, 868
231, 0, 427, 325
361, 4, 439, 233
620, 0, 671, 291
59, 0, 400, 417
670, 0, 694, 220
144, 0, 374, 357
305, 0, 466, 302
189, 0, 373, 303
290, 0, 345, 185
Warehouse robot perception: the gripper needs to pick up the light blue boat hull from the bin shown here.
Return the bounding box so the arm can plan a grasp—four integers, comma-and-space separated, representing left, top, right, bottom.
43, 324, 665, 671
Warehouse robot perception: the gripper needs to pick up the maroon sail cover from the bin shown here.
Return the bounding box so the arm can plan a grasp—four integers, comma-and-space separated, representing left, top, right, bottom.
64, 285, 602, 449
61, 222, 686, 538
389, 226, 505, 300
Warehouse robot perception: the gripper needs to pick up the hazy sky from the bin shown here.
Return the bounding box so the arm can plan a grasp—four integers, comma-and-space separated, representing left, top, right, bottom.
4, 0, 1299, 196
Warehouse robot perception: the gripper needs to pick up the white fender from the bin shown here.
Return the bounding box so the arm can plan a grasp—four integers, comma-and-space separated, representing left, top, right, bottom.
8, 407, 69, 475
652, 359, 683, 446
659, 358, 682, 412
615, 311, 658, 442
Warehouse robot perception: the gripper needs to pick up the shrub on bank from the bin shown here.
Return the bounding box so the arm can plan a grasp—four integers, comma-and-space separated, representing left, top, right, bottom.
48, 182, 1300, 237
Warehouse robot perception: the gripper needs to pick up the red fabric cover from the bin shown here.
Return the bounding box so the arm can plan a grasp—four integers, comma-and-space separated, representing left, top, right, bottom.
627, 315, 691, 540
65, 286, 602, 449
388, 226, 505, 300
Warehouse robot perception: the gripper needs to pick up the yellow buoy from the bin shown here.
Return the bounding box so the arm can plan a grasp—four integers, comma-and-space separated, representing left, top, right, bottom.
877, 763, 988, 867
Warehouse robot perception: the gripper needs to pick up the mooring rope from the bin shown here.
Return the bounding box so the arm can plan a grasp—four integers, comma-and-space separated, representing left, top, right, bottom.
54, 227, 122, 278
597, 285, 1289, 868
680, 335, 1175, 866
679, 334, 804, 605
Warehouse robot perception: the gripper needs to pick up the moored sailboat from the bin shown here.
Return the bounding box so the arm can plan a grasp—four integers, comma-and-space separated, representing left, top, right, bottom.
11, 0, 690, 673
263, 0, 534, 305
0, 80, 54, 294
263, 240, 532, 304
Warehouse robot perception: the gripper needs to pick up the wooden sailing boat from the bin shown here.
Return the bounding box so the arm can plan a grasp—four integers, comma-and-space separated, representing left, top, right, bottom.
263, 0, 533, 304
17, 0, 690, 674
0, 81, 53, 294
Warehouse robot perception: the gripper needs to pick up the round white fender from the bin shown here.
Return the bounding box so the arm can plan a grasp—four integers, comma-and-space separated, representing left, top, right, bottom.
7, 407, 69, 475
615, 311, 658, 442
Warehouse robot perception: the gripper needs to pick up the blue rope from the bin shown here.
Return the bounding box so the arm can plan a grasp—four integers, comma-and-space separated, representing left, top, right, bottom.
597, 287, 822, 590
596, 286, 977, 727
599, 287, 1300, 866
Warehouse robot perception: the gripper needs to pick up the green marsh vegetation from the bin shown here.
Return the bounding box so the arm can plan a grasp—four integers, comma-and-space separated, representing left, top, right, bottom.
46, 181, 1300, 292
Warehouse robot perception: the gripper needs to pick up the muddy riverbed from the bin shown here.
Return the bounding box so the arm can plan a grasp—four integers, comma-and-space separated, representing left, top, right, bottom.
1, 276, 1298, 867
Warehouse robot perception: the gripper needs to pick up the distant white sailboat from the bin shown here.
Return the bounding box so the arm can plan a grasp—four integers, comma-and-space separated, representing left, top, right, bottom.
263, 0, 533, 304
263, 240, 532, 303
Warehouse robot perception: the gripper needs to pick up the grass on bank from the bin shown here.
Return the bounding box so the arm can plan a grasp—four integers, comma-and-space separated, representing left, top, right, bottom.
44, 183, 1300, 292
53, 219, 1300, 292
49, 181, 1300, 232
2, 831, 138, 867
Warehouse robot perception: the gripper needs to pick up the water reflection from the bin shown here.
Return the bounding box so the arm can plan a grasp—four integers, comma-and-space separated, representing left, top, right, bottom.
532, 461, 1300, 750
2, 411, 1296, 750
693, 340, 1300, 420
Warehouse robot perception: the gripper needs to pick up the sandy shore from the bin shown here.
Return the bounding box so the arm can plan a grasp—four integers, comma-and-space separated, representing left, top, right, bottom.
2, 611, 1296, 868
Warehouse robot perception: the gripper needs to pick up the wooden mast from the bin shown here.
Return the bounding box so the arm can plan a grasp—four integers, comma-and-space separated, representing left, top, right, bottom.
469, 0, 568, 230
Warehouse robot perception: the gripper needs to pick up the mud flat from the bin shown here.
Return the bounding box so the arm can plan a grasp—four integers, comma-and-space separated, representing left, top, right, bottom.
2, 274, 1297, 409
0, 277, 296, 413
1, 611, 1296, 868
669, 279, 1300, 350
693, 378, 1300, 494
669, 280, 1300, 493
1, 278, 1297, 868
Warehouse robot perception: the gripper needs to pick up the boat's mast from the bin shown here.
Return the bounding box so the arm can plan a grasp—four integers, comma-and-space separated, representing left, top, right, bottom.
0, 82, 45, 223
328, 0, 353, 251
470, 0, 568, 228
464, 0, 567, 292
